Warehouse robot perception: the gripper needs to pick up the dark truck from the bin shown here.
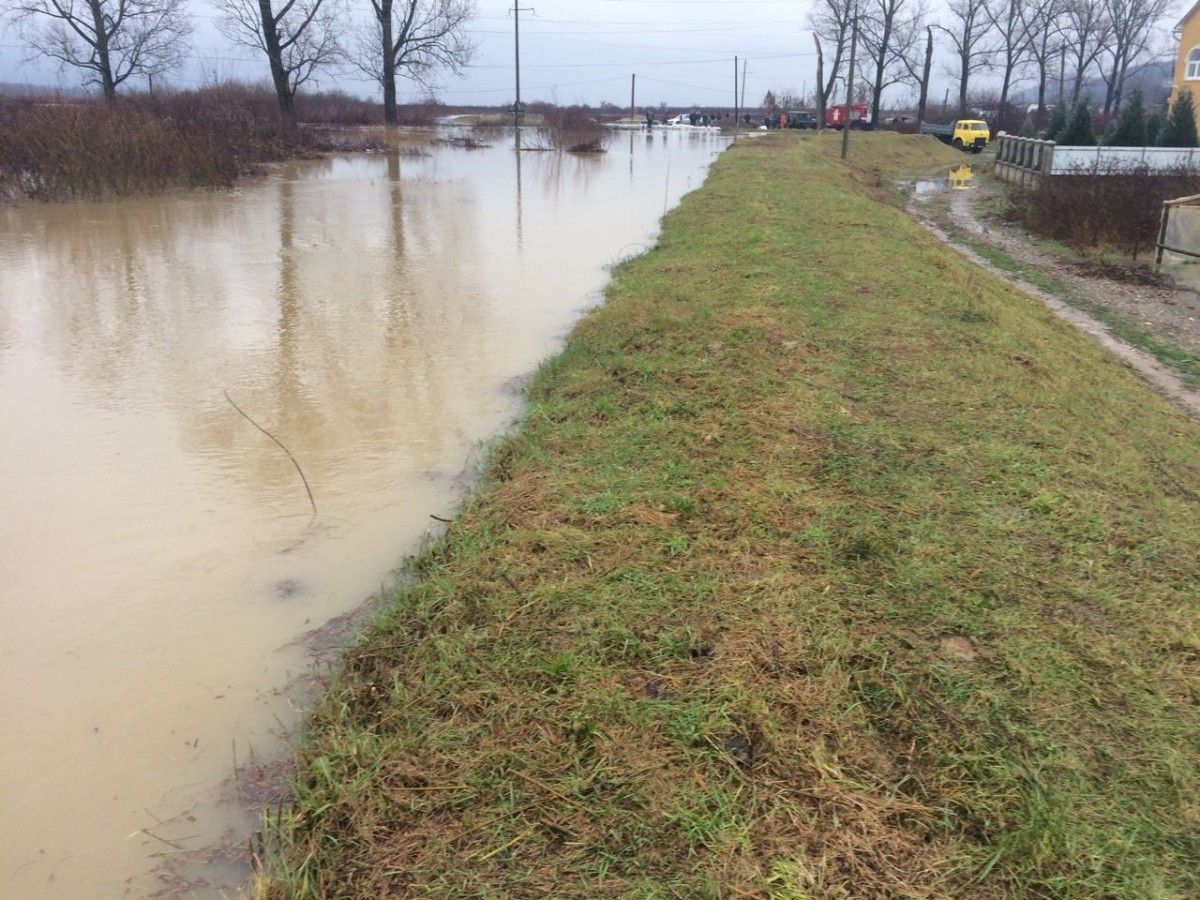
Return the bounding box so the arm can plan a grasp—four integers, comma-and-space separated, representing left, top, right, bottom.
785, 111, 819, 130
920, 119, 991, 152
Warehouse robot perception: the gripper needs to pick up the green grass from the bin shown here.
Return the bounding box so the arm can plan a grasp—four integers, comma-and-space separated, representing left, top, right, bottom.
256, 133, 1200, 898
934, 208, 1200, 387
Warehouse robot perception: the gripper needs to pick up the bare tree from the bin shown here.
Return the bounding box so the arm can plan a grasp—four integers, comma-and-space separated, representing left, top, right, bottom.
935, 0, 993, 115
811, 0, 853, 126
352, 0, 474, 126
1060, 0, 1111, 105
859, 0, 926, 125
1098, 0, 1172, 115
813, 32, 827, 125
10, 0, 191, 101
916, 25, 932, 125
985, 0, 1032, 124
1021, 0, 1064, 120
216, 0, 344, 119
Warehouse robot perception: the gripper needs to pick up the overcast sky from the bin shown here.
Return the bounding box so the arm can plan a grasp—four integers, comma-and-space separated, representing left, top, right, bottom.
0, 0, 1094, 107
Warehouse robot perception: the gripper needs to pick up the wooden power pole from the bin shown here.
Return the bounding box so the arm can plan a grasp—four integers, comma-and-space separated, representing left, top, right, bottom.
734, 55, 739, 140
512, 4, 533, 130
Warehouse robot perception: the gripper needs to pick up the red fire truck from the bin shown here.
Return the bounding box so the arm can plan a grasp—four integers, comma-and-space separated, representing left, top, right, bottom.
826, 103, 872, 129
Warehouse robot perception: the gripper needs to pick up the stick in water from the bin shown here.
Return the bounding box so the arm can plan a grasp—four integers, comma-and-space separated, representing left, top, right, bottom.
223, 390, 317, 519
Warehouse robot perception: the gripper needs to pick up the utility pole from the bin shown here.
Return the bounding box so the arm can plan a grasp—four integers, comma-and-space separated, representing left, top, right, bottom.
741, 58, 748, 111
512, 4, 534, 130
841, 10, 858, 160
734, 55, 739, 140
630, 73, 636, 126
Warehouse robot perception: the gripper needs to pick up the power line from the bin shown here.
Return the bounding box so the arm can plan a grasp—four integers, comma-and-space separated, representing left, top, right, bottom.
460, 51, 811, 70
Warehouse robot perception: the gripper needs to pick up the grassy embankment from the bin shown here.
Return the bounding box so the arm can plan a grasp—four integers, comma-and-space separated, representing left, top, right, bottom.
927, 191, 1200, 387
258, 132, 1200, 898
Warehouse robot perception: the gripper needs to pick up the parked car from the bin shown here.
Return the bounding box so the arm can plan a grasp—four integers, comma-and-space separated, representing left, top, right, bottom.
786, 111, 819, 129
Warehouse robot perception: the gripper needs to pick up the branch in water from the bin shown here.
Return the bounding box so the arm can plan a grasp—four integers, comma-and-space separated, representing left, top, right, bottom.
223, 390, 317, 519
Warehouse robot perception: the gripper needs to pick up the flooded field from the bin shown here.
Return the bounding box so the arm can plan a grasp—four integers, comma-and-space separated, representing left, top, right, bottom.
0, 129, 726, 898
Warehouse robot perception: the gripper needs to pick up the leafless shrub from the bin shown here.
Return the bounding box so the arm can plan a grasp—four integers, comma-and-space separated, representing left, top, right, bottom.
433, 134, 491, 149
388, 100, 446, 126
0, 86, 306, 200
1005, 166, 1200, 260
537, 107, 607, 154
294, 90, 381, 125
0, 82, 447, 200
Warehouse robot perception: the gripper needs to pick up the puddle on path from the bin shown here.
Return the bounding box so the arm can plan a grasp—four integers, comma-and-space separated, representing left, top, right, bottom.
913, 163, 976, 197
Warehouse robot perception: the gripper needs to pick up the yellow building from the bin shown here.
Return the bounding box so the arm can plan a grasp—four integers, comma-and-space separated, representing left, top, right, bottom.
1172, 1, 1200, 126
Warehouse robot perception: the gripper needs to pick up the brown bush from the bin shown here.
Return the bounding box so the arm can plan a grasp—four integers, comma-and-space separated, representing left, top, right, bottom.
537, 106, 608, 153
0, 84, 443, 201
0, 85, 308, 201
1005, 167, 1200, 260
294, 90, 381, 125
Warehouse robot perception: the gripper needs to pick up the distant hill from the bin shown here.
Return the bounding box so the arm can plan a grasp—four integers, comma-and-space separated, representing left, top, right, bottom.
0, 82, 90, 100
1011, 59, 1175, 110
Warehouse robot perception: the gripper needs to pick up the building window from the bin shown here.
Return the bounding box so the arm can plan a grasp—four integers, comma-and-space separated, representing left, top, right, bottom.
1188, 47, 1200, 80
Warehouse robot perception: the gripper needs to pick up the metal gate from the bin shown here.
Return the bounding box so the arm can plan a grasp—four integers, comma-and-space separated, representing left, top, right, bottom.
1155, 193, 1200, 268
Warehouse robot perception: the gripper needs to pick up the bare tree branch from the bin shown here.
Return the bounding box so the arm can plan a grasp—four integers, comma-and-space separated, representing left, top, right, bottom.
985, 0, 1033, 123
858, 0, 927, 125
1019, 0, 1066, 118
1061, 0, 1113, 106
1097, 0, 1173, 114
9, 0, 191, 100
350, 0, 474, 124
934, 0, 994, 115
810, 0, 853, 119
213, 0, 344, 118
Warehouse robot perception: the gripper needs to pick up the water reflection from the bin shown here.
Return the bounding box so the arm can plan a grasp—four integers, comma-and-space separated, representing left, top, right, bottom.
0, 130, 726, 898
949, 164, 976, 190
515, 133, 525, 252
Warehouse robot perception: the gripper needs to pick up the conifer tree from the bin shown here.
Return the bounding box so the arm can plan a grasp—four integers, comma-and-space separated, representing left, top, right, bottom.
1159, 90, 1200, 148
1059, 100, 1096, 146
1043, 104, 1068, 141
1147, 111, 1167, 145
1104, 88, 1148, 147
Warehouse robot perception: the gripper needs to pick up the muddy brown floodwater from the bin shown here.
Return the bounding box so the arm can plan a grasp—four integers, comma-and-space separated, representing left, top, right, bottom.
0, 129, 726, 898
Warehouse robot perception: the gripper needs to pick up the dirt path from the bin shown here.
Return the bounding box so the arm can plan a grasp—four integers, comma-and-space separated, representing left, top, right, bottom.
908, 175, 1200, 419
953, 178, 1200, 350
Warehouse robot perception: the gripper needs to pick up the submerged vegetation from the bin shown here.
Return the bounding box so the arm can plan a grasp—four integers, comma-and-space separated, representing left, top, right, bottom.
0, 84, 437, 201
255, 132, 1200, 897
537, 106, 609, 154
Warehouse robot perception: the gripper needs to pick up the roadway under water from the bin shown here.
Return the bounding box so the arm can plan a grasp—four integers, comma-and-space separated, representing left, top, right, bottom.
0, 128, 726, 898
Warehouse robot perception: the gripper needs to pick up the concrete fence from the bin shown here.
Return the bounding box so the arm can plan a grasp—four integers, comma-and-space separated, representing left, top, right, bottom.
993, 134, 1055, 185
994, 133, 1200, 184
